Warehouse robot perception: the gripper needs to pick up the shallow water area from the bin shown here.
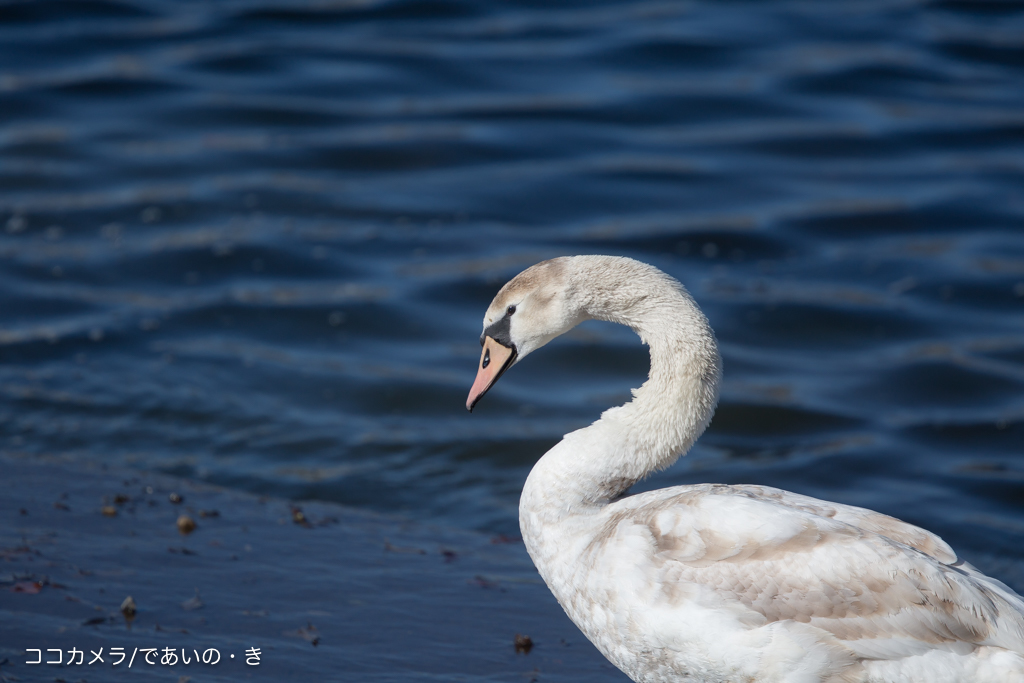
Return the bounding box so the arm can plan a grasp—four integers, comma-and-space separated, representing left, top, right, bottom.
1, 0, 1024, 679
0, 453, 611, 681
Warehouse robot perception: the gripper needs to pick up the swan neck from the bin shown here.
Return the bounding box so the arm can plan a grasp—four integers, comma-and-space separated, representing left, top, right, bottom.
532, 259, 721, 509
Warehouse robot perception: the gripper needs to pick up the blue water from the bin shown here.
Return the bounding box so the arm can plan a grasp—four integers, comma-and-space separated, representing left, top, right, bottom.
1, 0, 1023, 581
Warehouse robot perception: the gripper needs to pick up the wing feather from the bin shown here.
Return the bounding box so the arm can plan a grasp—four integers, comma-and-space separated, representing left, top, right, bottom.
725, 485, 958, 564
602, 484, 1024, 662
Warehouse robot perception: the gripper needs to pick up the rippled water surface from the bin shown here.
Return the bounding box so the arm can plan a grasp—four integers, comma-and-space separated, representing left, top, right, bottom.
1, 0, 1023, 580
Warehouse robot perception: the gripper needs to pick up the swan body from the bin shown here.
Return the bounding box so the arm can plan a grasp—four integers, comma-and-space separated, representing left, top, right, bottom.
467, 256, 1024, 683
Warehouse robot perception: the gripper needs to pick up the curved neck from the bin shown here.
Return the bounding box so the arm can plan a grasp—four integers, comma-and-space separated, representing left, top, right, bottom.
524, 258, 721, 514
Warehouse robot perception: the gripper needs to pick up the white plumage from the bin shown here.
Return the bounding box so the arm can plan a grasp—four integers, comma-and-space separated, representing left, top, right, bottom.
468, 255, 1024, 683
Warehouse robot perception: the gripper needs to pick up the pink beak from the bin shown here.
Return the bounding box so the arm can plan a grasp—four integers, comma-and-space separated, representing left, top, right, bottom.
466, 336, 516, 411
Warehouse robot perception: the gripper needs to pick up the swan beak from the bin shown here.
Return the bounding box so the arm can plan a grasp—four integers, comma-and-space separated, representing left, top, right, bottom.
467, 336, 516, 412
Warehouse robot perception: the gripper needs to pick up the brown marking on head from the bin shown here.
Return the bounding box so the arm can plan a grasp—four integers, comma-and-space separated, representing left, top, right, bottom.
486, 258, 568, 322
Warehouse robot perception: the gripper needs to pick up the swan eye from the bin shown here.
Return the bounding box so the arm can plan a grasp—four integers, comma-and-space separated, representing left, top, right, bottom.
507, 305, 516, 316
482, 348, 490, 368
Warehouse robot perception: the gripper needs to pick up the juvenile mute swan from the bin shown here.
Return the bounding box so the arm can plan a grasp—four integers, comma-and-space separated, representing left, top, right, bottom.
466, 256, 1024, 683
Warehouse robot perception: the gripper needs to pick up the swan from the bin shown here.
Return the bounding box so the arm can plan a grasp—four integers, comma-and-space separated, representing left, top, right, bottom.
466, 255, 1024, 683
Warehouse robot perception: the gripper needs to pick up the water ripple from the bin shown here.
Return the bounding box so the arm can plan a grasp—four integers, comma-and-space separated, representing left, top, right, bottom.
0, 0, 1021, 586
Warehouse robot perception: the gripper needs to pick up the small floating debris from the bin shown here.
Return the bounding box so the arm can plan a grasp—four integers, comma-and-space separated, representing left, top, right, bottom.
177, 515, 197, 535
10, 581, 43, 594
101, 505, 118, 517
168, 547, 198, 556
514, 633, 533, 654
383, 540, 426, 555
113, 493, 130, 505
169, 492, 183, 504
181, 589, 203, 612
469, 575, 500, 590
290, 505, 311, 527
198, 509, 219, 518
121, 596, 137, 626
491, 534, 522, 544
285, 622, 320, 647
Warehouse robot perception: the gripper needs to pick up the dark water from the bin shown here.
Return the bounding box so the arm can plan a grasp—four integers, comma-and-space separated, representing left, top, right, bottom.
1, 0, 1023, 581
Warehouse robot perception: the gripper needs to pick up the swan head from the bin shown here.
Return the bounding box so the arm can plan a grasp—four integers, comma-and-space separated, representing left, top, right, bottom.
467, 257, 585, 411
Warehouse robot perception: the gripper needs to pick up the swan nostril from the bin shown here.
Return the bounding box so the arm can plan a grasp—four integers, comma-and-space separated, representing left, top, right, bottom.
482, 348, 490, 368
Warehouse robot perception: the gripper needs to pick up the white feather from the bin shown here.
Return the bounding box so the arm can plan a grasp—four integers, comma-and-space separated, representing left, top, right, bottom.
477, 256, 1024, 683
